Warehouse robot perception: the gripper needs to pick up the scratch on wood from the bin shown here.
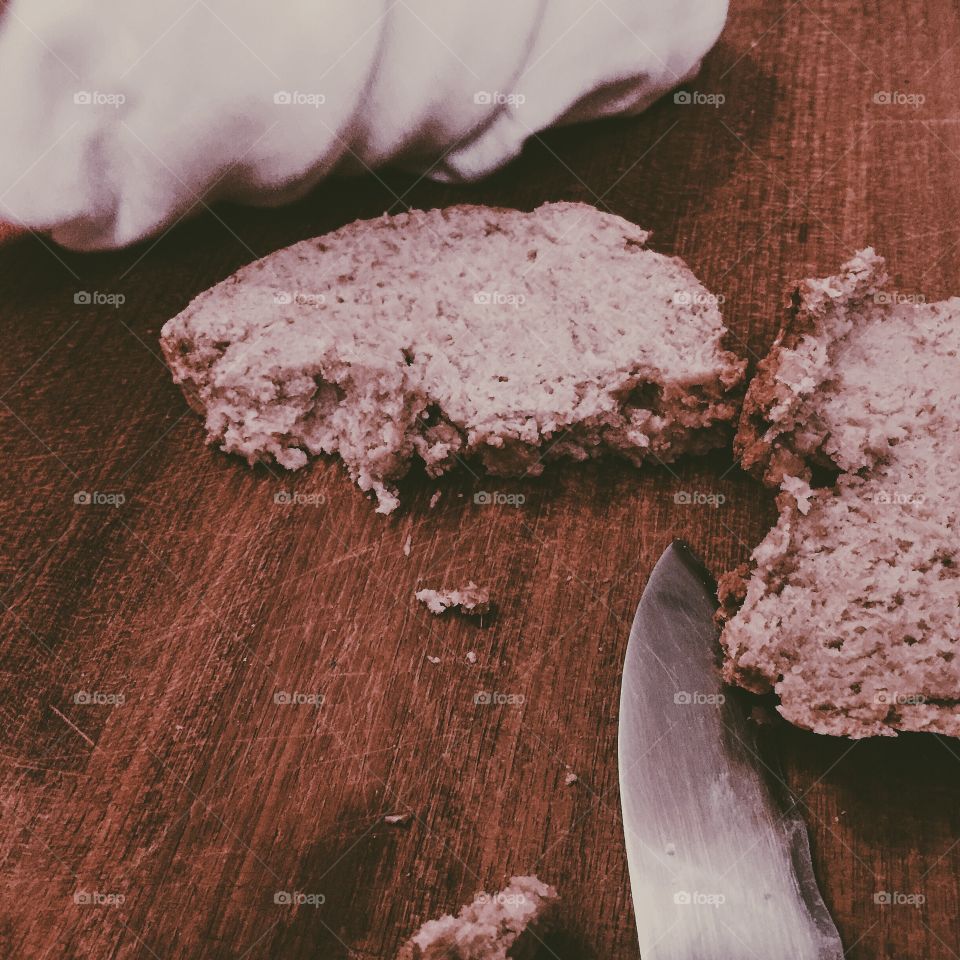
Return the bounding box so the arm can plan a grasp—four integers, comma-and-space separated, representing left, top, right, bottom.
48, 706, 95, 748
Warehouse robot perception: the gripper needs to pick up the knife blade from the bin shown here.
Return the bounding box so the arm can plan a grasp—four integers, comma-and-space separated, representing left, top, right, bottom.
618, 540, 843, 959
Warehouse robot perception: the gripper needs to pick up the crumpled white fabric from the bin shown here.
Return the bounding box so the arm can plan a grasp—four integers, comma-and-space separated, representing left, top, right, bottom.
0, 0, 727, 250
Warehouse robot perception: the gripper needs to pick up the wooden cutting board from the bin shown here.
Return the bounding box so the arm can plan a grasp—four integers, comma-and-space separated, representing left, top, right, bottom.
2, 1, 959, 957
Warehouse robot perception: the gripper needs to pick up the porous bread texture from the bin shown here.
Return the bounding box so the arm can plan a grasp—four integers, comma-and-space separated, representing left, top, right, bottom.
719, 249, 960, 738
396, 875, 557, 960
161, 203, 745, 513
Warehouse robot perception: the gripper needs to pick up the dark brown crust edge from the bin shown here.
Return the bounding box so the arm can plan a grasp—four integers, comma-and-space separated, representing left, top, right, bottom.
731, 287, 815, 489
717, 249, 889, 632
715, 286, 813, 631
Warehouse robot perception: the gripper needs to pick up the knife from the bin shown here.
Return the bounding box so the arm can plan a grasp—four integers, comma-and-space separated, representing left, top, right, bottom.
618, 540, 843, 959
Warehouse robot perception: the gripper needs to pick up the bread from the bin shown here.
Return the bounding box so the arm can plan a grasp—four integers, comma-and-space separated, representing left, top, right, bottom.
161, 203, 746, 513
718, 250, 960, 738
396, 875, 557, 960
415, 582, 491, 616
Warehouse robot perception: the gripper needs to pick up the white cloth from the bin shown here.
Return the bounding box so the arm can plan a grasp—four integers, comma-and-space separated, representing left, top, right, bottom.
0, 0, 727, 250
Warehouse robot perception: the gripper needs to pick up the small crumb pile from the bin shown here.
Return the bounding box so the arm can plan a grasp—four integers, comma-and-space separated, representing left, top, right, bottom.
397, 875, 557, 960
416, 583, 491, 616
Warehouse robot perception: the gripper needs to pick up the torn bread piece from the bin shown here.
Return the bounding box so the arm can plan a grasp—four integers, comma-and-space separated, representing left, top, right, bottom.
416, 582, 491, 616
397, 875, 557, 960
161, 203, 745, 513
719, 249, 960, 738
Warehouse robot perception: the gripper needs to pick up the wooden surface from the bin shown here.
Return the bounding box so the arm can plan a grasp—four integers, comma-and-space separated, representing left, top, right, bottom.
2, 1, 960, 958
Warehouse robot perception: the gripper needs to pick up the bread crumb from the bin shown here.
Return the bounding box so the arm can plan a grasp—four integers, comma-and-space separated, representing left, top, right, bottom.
429, 491, 442, 509
383, 812, 413, 826
563, 771, 578, 786
427, 656, 441, 665
396, 875, 557, 960
416, 582, 491, 616
465, 651, 478, 664
403, 533, 412, 557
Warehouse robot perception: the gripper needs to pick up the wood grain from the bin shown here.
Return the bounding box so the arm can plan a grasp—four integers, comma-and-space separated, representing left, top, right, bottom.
2, 1, 960, 957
